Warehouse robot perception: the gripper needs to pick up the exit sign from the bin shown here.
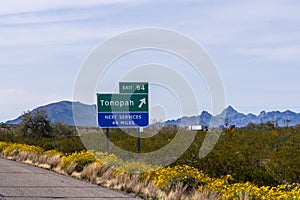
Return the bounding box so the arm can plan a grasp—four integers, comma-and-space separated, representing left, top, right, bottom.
97, 82, 149, 128
119, 82, 148, 94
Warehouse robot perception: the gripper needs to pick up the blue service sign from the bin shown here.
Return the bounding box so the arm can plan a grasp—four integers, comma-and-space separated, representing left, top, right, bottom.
98, 112, 149, 127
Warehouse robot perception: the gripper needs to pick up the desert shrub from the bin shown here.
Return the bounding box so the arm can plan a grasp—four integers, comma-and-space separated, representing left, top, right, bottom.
268, 141, 300, 183
55, 137, 86, 153
16, 109, 52, 138
51, 122, 75, 137
164, 173, 202, 192
94, 151, 122, 168
41, 142, 55, 151
44, 149, 63, 156
0, 134, 86, 154
174, 128, 300, 186
117, 161, 158, 174
61, 151, 96, 172
0, 141, 9, 152
2, 143, 43, 156
153, 165, 211, 191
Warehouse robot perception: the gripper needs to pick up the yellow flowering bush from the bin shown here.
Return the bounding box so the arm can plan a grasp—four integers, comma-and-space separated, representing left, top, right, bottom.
61, 151, 96, 172
44, 149, 63, 156
204, 174, 232, 193
94, 151, 122, 168
152, 165, 212, 191
213, 182, 300, 199
150, 164, 300, 199
2, 143, 43, 156
0, 141, 9, 151
117, 161, 159, 174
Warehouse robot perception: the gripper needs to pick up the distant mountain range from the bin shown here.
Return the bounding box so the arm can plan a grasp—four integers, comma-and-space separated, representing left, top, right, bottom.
5, 101, 97, 127
4, 101, 300, 127
165, 106, 300, 127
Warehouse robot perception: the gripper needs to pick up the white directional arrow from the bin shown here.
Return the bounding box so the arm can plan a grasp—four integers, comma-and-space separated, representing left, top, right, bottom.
138, 98, 146, 108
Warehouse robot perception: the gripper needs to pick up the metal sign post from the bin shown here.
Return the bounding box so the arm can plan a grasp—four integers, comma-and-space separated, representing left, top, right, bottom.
106, 128, 109, 152
137, 127, 143, 153
137, 128, 141, 153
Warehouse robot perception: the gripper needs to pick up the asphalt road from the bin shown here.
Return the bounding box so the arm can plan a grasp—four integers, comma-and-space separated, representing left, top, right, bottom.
0, 158, 141, 200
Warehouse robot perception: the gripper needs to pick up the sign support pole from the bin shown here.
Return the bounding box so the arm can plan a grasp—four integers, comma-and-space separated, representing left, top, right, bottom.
106, 128, 109, 152
137, 128, 141, 153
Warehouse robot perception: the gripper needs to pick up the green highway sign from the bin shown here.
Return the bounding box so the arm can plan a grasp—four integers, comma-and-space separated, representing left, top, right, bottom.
97, 82, 149, 128
97, 93, 148, 112
119, 82, 148, 94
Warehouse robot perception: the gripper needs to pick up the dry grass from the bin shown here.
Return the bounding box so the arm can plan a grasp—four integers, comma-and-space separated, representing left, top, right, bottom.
1, 149, 222, 200
29, 154, 62, 169
95, 167, 115, 186
94, 170, 166, 199
236, 192, 250, 200
80, 163, 109, 183
17, 151, 31, 161
46, 155, 61, 168
166, 184, 220, 200
71, 171, 82, 179
64, 162, 77, 175
80, 164, 166, 199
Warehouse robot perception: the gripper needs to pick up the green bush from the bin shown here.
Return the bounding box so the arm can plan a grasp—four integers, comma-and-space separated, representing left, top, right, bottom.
174, 127, 300, 186
16, 109, 52, 138
163, 173, 203, 192
51, 122, 76, 137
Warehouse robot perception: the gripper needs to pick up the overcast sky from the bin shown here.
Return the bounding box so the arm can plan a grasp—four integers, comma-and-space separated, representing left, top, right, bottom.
1, 0, 300, 122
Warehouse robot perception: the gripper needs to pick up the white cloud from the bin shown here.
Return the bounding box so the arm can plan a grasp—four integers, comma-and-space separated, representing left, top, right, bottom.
174, 0, 300, 47
0, 4, 140, 48
0, 10, 92, 25
0, 0, 146, 15
237, 46, 300, 62
0, 23, 130, 47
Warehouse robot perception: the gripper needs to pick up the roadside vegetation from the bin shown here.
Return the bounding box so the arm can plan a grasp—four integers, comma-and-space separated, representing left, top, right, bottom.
1, 109, 300, 199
